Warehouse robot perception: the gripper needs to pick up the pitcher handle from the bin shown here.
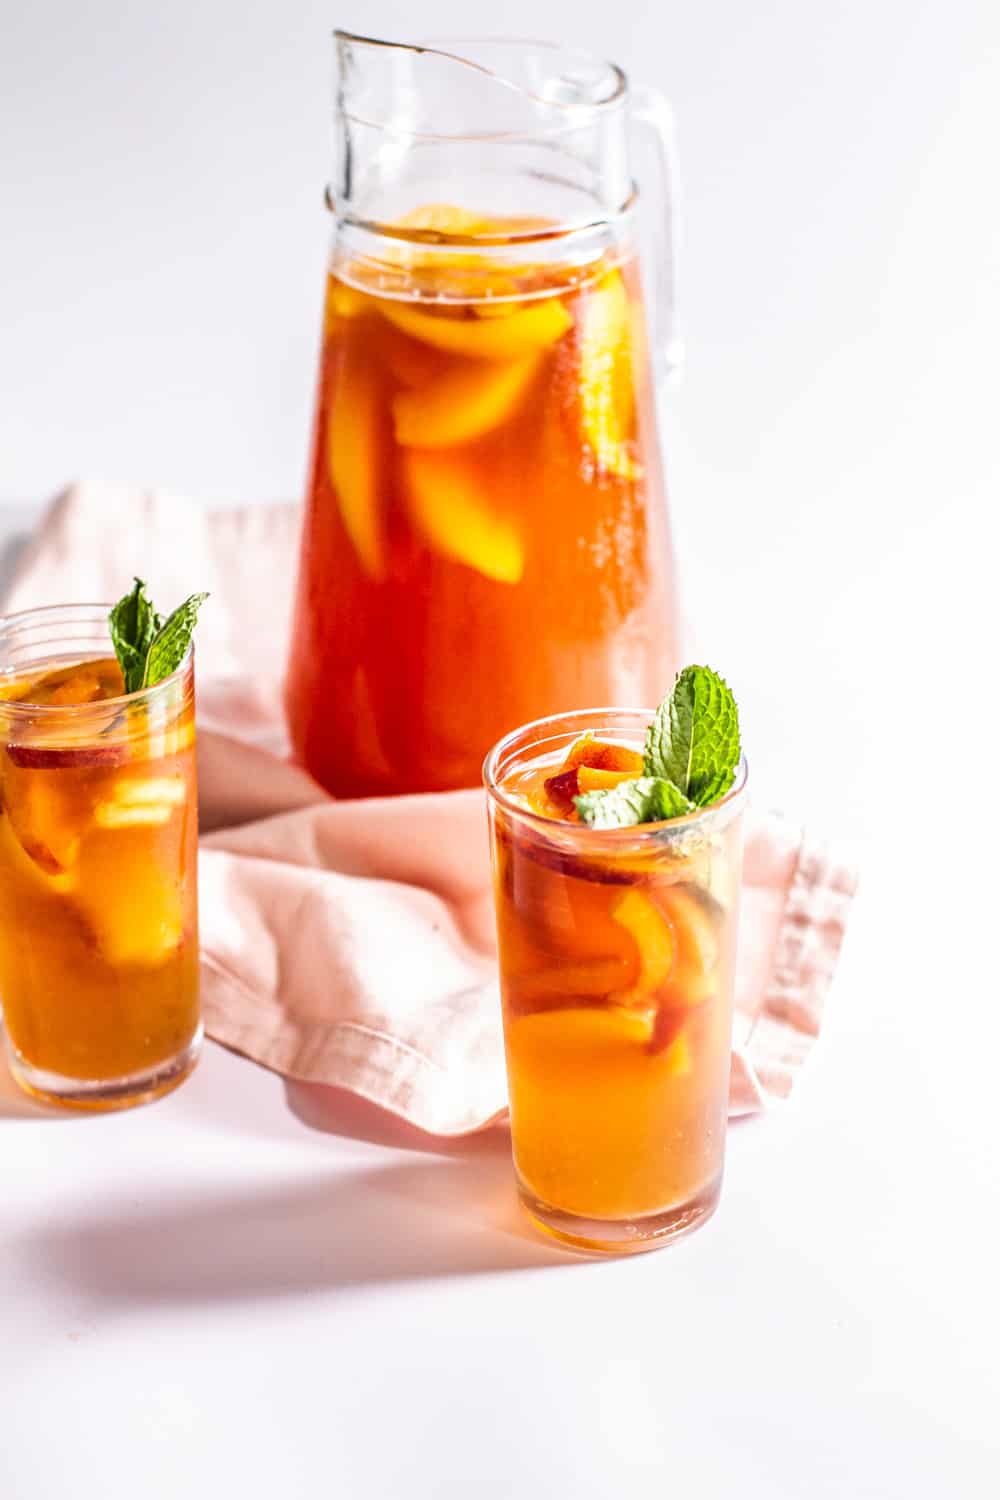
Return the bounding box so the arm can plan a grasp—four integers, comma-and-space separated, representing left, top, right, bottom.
630, 84, 683, 380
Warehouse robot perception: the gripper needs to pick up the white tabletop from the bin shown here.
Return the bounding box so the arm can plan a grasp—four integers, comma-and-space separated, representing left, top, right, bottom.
2, 0, 998, 1495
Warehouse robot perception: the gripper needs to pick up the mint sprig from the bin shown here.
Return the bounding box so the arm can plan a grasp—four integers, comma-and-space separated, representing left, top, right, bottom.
108, 579, 208, 693
109, 579, 159, 693
576, 777, 695, 829
644, 665, 740, 804
574, 665, 741, 829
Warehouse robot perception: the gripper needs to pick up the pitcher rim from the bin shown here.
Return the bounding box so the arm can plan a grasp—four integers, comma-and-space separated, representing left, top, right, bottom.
333, 31, 629, 135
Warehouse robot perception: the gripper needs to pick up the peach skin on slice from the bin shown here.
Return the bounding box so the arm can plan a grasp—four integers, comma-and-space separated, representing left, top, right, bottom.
578, 269, 640, 480
610, 887, 676, 1010
392, 355, 539, 448
327, 350, 385, 579
542, 767, 580, 813
402, 451, 523, 583
379, 296, 572, 360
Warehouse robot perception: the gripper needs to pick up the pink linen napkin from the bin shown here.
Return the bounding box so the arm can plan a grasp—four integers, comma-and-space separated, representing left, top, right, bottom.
2, 483, 858, 1133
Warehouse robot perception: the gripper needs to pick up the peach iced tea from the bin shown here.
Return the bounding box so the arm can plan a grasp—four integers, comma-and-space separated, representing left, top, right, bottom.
286, 207, 678, 797
0, 596, 203, 1109
485, 675, 745, 1253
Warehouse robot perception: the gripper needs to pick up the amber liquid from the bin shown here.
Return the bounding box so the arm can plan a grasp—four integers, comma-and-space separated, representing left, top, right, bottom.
285, 219, 678, 797
492, 751, 740, 1231
0, 660, 199, 1093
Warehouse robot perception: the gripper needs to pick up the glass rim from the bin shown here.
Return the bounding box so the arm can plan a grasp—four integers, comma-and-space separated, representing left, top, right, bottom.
0, 601, 194, 719
482, 706, 748, 841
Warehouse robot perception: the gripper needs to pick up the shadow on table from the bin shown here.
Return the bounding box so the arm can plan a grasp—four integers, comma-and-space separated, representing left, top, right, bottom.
17, 1145, 575, 1304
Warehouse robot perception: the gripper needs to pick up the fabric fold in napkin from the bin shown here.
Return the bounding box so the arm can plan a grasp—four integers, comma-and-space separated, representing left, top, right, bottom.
2, 483, 858, 1133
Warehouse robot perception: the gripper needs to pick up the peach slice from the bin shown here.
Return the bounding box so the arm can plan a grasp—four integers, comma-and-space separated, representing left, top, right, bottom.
558, 734, 644, 775
1, 759, 84, 875
76, 835, 185, 966
379, 296, 572, 360
28, 660, 126, 706
393, 204, 490, 236
402, 451, 524, 583
327, 348, 385, 579
510, 957, 635, 1013
392, 355, 539, 448
576, 766, 638, 794
93, 775, 186, 829
661, 1029, 692, 1076
658, 885, 719, 978
610, 887, 676, 1007
578, 270, 640, 480
324, 278, 366, 334
0, 807, 76, 894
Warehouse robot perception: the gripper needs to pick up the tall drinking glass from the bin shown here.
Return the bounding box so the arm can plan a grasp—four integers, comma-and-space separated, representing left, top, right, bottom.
0, 605, 201, 1109
485, 709, 746, 1253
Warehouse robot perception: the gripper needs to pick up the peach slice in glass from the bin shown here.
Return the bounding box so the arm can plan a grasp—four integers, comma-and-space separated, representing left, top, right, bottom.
508, 957, 636, 1016
392, 355, 539, 448
576, 766, 639, 794
0, 756, 83, 880
610, 887, 676, 1011
578, 269, 640, 480
93, 775, 186, 830
327, 342, 385, 579
402, 451, 523, 583
76, 828, 185, 966
658, 885, 719, 979
558, 734, 644, 775
379, 295, 572, 360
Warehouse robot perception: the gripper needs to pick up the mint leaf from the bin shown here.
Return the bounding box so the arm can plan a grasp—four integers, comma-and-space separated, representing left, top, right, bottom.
643, 665, 740, 807
108, 579, 160, 694
142, 594, 209, 688
575, 777, 696, 829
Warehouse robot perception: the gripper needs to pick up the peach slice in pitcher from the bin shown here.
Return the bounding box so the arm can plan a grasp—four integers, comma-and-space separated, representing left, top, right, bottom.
402, 451, 524, 583
393, 203, 490, 237
327, 339, 385, 579
324, 277, 367, 334
392, 355, 539, 448
577, 269, 640, 480
379, 294, 572, 360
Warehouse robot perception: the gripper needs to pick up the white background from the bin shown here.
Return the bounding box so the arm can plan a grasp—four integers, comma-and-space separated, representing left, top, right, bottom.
1, 2, 998, 1497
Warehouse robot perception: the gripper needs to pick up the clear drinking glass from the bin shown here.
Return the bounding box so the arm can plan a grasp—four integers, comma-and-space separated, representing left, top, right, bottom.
485, 709, 746, 1253
0, 605, 201, 1109
285, 32, 683, 798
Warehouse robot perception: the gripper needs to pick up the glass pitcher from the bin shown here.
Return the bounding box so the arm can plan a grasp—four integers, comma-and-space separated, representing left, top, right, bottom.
285, 32, 683, 798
